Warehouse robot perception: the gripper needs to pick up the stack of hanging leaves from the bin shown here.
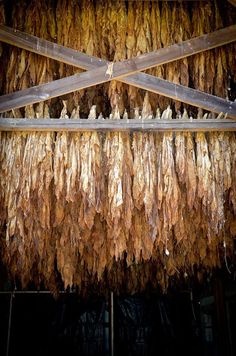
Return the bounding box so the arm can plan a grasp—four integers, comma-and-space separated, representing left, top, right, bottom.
0, 98, 236, 292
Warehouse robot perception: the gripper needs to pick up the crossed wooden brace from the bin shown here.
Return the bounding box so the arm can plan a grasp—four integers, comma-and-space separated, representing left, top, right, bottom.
0, 24, 236, 120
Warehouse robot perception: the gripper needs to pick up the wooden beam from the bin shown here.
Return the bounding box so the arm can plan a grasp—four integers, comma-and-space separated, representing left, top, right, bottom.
0, 25, 235, 117
120, 73, 236, 119
0, 25, 105, 70
1, 118, 236, 132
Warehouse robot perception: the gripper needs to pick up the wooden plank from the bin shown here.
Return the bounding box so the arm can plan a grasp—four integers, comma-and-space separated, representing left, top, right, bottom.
120, 73, 236, 119
0, 25, 235, 116
1, 118, 236, 132
0, 67, 118, 112
0, 25, 105, 70
1, 24, 235, 72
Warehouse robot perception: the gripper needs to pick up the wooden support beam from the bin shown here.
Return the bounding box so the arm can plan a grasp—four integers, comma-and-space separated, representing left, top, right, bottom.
0, 25, 105, 70
0, 24, 235, 117
1, 118, 236, 132
120, 73, 236, 119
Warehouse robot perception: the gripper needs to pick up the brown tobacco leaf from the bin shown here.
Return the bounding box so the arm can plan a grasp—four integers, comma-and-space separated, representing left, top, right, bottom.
185, 132, 197, 210
131, 208, 154, 261
79, 106, 103, 229
132, 94, 157, 239
54, 131, 68, 200
230, 134, 236, 214
65, 106, 81, 203
54, 102, 69, 201
208, 132, 225, 232
126, 1, 136, 59
56, 215, 80, 288
108, 1, 127, 112
221, 132, 232, 191
4, 133, 25, 243
175, 131, 187, 184
0, 1, 4, 63
65, 134, 80, 202
175, 110, 197, 210
196, 132, 212, 212
103, 106, 133, 240
157, 107, 181, 245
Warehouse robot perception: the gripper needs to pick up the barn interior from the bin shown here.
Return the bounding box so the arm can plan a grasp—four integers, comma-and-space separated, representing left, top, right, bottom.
0, 0, 236, 355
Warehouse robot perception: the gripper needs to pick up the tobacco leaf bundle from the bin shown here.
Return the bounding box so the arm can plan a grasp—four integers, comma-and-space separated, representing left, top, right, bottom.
1, 107, 236, 291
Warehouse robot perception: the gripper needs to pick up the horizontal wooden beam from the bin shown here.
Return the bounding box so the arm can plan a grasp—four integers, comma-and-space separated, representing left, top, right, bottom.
0, 25, 235, 117
1, 118, 236, 132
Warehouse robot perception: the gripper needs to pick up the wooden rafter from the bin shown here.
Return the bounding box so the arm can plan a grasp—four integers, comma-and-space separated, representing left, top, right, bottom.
1, 118, 236, 132
0, 25, 236, 118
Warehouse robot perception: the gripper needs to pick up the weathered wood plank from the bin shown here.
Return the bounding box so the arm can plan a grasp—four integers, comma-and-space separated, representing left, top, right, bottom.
0, 25, 105, 70
1, 118, 236, 132
120, 73, 236, 119
0, 67, 117, 112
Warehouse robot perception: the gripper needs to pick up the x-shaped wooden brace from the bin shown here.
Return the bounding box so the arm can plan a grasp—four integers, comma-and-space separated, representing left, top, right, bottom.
0, 24, 236, 119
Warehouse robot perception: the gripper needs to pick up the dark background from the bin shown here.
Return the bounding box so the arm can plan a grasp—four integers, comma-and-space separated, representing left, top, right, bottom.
1, 273, 236, 356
